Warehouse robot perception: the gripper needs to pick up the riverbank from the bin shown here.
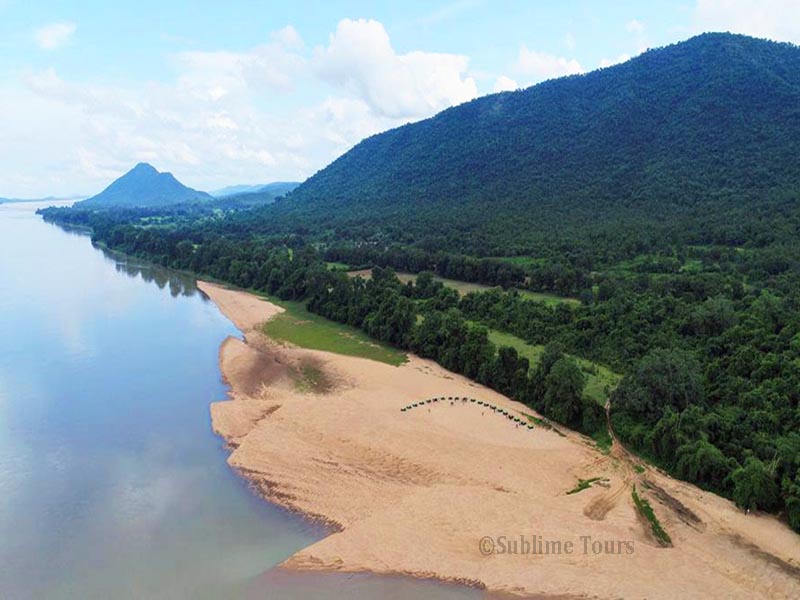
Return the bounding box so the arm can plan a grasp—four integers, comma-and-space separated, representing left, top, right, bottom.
199, 280, 800, 599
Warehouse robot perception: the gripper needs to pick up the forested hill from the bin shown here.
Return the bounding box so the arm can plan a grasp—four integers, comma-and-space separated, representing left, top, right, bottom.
284, 33, 800, 223
77, 163, 213, 208
212, 182, 299, 199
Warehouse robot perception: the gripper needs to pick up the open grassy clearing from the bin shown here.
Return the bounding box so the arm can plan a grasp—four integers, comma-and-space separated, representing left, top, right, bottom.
485, 329, 621, 405
602, 251, 731, 277
395, 272, 492, 295
487, 329, 546, 364
349, 269, 579, 306
582, 361, 622, 405
325, 261, 351, 271
258, 294, 408, 366
516, 289, 580, 306
491, 255, 544, 266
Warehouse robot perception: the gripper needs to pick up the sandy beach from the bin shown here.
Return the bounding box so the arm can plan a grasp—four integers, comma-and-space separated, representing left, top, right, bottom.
198, 280, 800, 599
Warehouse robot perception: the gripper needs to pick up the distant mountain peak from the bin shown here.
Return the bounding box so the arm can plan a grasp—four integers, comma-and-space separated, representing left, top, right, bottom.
211, 181, 301, 199
76, 164, 213, 208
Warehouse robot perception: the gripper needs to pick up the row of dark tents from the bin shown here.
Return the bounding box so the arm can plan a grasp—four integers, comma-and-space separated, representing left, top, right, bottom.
400, 396, 535, 429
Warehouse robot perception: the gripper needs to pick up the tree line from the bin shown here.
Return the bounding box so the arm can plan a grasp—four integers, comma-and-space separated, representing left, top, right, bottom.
37, 196, 800, 532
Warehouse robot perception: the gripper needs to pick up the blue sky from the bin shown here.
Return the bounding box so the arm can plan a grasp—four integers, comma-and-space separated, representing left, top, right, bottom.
1, 0, 798, 197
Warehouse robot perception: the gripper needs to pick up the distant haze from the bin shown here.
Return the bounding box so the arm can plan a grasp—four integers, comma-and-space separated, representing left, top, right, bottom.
212, 182, 300, 198
76, 163, 214, 208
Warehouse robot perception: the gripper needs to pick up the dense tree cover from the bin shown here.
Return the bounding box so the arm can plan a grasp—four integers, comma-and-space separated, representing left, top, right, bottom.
232, 34, 800, 259
291, 33, 800, 214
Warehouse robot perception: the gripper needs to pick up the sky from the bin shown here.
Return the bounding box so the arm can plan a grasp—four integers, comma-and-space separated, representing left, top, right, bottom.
1, 0, 799, 198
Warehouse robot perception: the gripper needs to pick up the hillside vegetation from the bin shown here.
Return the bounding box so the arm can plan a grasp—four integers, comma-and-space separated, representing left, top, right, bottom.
267, 33, 800, 256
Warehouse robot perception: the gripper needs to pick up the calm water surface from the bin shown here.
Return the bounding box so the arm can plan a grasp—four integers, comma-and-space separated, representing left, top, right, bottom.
0, 202, 481, 599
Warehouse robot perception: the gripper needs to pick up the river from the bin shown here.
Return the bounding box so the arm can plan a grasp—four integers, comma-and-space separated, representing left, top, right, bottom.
0, 202, 479, 599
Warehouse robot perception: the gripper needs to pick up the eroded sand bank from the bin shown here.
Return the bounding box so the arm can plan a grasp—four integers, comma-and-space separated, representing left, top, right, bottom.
198, 280, 800, 599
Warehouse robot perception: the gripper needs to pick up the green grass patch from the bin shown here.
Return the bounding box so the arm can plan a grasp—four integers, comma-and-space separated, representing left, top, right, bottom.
260, 296, 407, 366
522, 412, 566, 436
632, 485, 672, 546
523, 412, 551, 429
490, 255, 544, 266
603, 251, 727, 278
291, 360, 334, 393
566, 477, 604, 495
393, 271, 579, 305
325, 261, 351, 271
486, 329, 546, 364
395, 272, 493, 295
634, 464, 646, 474
485, 329, 620, 406
516, 289, 581, 307
592, 428, 613, 454
678, 258, 703, 273
581, 361, 622, 405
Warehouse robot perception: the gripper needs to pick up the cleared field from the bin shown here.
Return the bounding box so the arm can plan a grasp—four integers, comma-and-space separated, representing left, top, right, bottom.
349, 269, 579, 306
486, 328, 621, 405
516, 289, 580, 306
325, 261, 351, 271
396, 272, 493, 295
487, 329, 546, 364
346, 268, 373, 279
260, 296, 407, 366
491, 255, 543, 266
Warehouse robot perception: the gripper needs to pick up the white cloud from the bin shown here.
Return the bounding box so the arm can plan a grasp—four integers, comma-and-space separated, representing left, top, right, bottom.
16, 63, 302, 193
493, 75, 518, 92
626, 19, 645, 35
693, 0, 800, 42
314, 18, 477, 119
34, 22, 76, 50
271, 25, 303, 49
174, 27, 306, 98
206, 112, 239, 131
516, 45, 583, 82
625, 18, 650, 53
7, 19, 483, 197
307, 96, 395, 150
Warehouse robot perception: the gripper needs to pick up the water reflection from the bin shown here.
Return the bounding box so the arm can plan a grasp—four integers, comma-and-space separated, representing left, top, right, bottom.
0, 203, 322, 599
100, 247, 199, 298
1, 202, 483, 599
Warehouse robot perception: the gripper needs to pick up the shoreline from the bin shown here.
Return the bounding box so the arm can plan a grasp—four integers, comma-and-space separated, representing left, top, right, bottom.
198, 280, 800, 599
